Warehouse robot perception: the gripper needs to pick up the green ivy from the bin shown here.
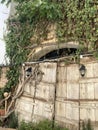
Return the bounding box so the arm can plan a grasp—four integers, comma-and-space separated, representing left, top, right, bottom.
1, 0, 98, 92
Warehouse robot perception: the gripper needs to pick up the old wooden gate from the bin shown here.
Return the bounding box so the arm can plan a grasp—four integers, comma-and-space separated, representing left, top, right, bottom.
16, 63, 57, 122
16, 61, 98, 130
55, 63, 79, 130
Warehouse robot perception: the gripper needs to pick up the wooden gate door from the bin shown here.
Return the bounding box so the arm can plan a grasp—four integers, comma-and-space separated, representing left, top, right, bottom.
55, 61, 98, 130
55, 62, 80, 130
79, 62, 98, 130
16, 62, 57, 122
16, 61, 98, 130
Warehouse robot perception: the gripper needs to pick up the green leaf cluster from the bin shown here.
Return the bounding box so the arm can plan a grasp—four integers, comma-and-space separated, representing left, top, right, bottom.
56, 0, 98, 49
17, 0, 61, 22
18, 120, 69, 130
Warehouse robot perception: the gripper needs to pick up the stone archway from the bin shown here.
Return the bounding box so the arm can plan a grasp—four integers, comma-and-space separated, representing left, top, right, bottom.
31, 42, 79, 61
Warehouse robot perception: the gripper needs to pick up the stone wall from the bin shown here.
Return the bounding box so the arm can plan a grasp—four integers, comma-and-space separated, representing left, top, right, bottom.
0, 66, 8, 88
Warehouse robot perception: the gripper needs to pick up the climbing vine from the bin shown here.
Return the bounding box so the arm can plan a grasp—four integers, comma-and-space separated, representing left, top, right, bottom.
1, 0, 98, 92
56, 0, 98, 50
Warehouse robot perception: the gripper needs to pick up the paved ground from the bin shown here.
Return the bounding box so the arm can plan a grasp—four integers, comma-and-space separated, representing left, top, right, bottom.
0, 127, 16, 130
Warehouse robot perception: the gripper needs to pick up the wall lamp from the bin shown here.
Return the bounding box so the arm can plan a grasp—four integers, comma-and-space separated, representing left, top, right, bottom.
26, 67, 32, 77
79, 64, 86, 77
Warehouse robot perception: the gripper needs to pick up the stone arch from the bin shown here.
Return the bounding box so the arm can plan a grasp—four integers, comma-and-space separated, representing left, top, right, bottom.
32, 42, 79, 61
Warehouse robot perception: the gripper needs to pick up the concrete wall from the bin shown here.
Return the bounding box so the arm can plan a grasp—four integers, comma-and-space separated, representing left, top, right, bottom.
15, 57, 98, 130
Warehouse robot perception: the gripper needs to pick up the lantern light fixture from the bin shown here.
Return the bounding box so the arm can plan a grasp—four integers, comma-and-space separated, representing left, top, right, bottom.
26, 67, 32, 77
79, 64, 86, 77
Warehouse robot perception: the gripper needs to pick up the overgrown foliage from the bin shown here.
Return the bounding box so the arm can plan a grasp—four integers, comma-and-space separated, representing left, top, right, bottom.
18, 120, 69, 130
1, 0, 98, 92
0, 112, 18, 128
82, 119, 93, 130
